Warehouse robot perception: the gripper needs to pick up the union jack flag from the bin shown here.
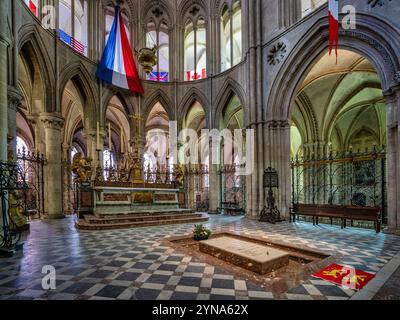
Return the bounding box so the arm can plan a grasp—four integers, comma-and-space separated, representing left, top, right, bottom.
149, 72, 169, 82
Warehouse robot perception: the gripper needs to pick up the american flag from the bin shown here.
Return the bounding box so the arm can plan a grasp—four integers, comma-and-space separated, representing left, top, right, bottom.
72, 38, 86, 55
149, 72, 169, 82
59, 30, 86, 56
186, 69, 206, 81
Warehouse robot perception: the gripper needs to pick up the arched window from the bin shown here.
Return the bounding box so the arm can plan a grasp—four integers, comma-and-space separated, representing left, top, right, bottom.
103, 150, 115, 168
59, 0, 88, 56
146, 21, 170, 82
23, 0, 39, 17
184, 18, 207, 81
301, 0, 327, 17
221, 1, 242, 72
105, 5, 130, 44
17, 136, 29, 155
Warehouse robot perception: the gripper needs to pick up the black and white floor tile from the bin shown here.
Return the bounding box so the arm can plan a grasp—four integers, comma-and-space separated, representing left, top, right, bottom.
1, 215, 399, 300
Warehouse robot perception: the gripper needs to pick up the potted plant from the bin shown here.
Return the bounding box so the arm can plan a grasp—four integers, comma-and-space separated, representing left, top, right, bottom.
193, 224, 212, 241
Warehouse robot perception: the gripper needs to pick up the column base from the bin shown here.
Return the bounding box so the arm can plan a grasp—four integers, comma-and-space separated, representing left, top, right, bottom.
42, 213, 65, 220
383, 227, 400, 236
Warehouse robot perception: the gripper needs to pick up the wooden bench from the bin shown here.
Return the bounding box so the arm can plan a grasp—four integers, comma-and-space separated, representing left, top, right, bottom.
218, 202, 245, 216
290, 203, 381, 233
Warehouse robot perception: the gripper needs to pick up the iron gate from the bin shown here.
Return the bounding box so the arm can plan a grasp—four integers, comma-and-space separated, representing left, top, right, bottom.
291, 148, 387, 224
16, 149, 45, 219
219, 164, 246, 214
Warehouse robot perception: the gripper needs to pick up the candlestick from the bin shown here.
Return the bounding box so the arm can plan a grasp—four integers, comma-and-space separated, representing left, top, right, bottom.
120, 126, 124, 153
108, 122, 112, 151
96, 122, 100, 150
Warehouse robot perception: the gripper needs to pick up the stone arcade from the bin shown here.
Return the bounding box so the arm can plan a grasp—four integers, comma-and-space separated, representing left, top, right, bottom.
0, 0, 400, 301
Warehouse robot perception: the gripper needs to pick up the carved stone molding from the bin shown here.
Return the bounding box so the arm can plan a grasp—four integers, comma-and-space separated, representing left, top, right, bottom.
368, 0, 392, 8
7, 86, 23, 111
267, 42, 287, 66
40, 113, 65, 130
394, 71, 400, 84
266, 120, 290, 129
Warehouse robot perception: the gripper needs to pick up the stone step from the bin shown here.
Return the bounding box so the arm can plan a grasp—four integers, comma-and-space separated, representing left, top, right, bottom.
95, 209, 195, 219
84, 213, 204, 224
75, 215, 209, 231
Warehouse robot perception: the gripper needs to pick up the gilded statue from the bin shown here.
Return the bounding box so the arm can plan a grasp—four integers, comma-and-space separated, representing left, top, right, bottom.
71, 152, 92, 183
175, 165, 185, 188
8, 191, 28, 229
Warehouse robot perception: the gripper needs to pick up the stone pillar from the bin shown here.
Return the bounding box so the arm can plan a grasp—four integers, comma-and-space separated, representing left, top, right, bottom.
0, 0, 9, 234
40, 113, 65, 219
7, 87, 22, 158
208, 138, 221, 214
0, 1, 9, 162
384, 87, 400, 232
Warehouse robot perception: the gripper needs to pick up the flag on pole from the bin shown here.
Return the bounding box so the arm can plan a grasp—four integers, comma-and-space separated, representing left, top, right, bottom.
96, 6, 144, 94
29, 0, 37, 16
149, 72, 169, 82
186, 69, 206, 81
328, 0, 339, 62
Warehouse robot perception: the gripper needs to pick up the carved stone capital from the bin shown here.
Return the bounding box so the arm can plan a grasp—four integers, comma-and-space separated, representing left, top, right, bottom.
40, 113, 65, 130
7, 86, 23, 110
394, 71, 400, 83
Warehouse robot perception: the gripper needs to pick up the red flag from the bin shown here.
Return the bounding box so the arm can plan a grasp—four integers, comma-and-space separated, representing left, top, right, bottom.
328, 0, 339, 62
29, 0, 37, 16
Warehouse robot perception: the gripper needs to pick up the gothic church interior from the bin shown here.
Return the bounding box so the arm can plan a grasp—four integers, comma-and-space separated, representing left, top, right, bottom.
0, 0, 400, 302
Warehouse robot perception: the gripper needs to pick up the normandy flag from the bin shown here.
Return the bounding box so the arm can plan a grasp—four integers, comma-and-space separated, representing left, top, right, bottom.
328, 0, 339, 62
96, 6, 144, 95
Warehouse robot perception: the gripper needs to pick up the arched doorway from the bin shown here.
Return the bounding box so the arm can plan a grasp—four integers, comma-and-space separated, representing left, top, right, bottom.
266, 20, 400, 230
218, 93, 246, 214
144, 102, 171, 183
182, 101, 209, 211
290, 50, 387, 227
103, 96, 131, 180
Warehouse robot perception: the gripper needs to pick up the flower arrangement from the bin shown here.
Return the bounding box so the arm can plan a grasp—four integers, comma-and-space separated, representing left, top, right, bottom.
193, 224, 212, 241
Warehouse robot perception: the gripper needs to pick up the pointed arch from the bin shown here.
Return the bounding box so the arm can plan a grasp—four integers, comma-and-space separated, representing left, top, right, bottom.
179, 87, 210, 129
143, 89, 173, 122
102, 89, 136, 119
59, 61, 98, 129
18, 24, 55, 113
213, 78, 247, 128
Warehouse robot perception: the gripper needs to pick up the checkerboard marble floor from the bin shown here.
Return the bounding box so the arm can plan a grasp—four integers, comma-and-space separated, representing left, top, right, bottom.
1, 215, 400, 300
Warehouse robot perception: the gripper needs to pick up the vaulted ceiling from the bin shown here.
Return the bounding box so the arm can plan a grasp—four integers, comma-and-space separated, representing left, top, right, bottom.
292, 49, 386, 154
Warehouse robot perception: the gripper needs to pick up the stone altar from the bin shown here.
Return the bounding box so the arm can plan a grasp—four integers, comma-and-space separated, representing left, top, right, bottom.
93, 183, 182, 215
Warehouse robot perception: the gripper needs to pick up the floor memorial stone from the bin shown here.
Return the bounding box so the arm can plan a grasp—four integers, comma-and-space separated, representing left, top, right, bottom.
199, 236, 290, 274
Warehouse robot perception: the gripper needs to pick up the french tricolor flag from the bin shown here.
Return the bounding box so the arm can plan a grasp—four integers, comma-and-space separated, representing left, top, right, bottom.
329, 0, 339, 62
96, 6, 144, 95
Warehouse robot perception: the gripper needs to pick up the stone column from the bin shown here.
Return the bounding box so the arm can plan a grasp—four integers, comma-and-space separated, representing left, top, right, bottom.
208, 138, 221, 214
40, 113, 65, 219
384, 87, 400, 232
0, 1, 9, 162
7, 87, 23, 158
0, 0, 9, 234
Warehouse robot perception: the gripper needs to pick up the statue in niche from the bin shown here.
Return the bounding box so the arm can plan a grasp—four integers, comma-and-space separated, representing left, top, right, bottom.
71, 152, 92, 183
175, 165, 185, 188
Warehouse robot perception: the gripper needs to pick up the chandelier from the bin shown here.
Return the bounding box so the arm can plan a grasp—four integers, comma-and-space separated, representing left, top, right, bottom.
137, 46, 158, 74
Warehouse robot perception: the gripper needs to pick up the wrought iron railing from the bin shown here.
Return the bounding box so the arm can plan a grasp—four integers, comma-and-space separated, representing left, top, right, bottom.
291, 147, 387, 224
0, 161, 30, 253
16, 148, 46, 219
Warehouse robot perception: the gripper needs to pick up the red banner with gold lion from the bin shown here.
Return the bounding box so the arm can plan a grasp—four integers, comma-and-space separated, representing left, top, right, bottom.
313, 264, 375, 291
